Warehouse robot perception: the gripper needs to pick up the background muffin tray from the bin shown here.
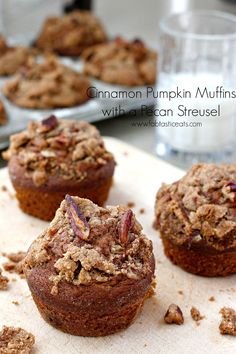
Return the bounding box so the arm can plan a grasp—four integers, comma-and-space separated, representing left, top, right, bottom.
0, 57, 155, 150
0, 137, 235, 354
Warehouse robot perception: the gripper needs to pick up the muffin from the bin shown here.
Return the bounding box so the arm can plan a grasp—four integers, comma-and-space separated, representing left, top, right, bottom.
0, 35, 34, 76
2, 56, 90, 109
154, 163, 236, 276
23, 196, 155, 336
82, 37, 157, 86
36, 11, 107, 56
3, 116, 115, 221
0, 100, 7, 125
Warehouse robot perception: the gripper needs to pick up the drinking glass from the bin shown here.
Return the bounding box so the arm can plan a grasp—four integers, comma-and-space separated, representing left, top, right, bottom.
156, 10, 236, 168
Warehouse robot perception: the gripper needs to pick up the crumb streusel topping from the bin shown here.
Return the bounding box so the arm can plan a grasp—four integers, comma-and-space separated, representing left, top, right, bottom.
82, 37, 157, 86
36, 10, 107, 55
24, 197, 153, 294
2, 56, 90, 109
0, 35, 34, 76
3, 116, 114, 187
155, 163, 236, 251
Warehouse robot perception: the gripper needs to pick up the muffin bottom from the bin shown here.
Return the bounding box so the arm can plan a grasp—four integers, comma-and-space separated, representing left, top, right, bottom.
31, 292, 146, 337
162, 237, 236, 277
13, 177, 113, 221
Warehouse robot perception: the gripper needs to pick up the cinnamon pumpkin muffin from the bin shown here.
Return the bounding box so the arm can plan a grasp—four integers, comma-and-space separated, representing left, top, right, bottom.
154, 163, 236, 277
3, 116, 115, 221
0, 35, 34, 76
82, 37, 157, 86
23, 196, 155, 336
36, 11, 107, 56
2, 56, 90, 109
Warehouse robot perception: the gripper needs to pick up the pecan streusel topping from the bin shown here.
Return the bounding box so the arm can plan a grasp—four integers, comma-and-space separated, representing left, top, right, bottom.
155, 163, 236, 251
3, 116, 114, 187
0, 35, 34, 77
36, 10, 107, 56
82, 37, 157, 86
23, 197, 154, 294
2, 56, 90, 109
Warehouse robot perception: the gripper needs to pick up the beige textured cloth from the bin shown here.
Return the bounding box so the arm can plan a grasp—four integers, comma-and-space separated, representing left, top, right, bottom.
0, 137, 235, 354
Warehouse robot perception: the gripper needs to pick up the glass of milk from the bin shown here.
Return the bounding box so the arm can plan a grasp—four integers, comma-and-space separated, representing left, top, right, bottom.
156, 10, 236, 167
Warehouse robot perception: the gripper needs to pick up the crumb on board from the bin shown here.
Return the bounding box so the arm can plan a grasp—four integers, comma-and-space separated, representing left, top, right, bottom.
12, 301, 19, 306
219, 307, 236, 336
146, 278, 156, 299
139, 208, 145, 214
0, 268, 9, 290
208, 296, 215, 302
0, 326, 35, 354
190, 307, 205, 324
164, 304, 184, 325
127, 201, 135, 208
178, 290, 184, 295
2, 251, 26, 278
1, 185, 7, 192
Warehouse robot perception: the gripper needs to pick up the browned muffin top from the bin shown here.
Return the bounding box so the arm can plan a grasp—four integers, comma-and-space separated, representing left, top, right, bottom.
3, 116, 114, 186
24, 196, 154, 294
0, 35, 34, 76
2, 56, 90, 109
82, 37, 157, 86
36, 10, 107, 56
155, 163, 236, 251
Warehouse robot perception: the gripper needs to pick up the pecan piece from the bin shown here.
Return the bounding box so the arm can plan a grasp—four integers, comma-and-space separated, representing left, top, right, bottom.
65, 195, 89, 240
226, 182, 236, 192
41, 115, 58, 131
164, 304, 184, 325
119, 209, 133, 245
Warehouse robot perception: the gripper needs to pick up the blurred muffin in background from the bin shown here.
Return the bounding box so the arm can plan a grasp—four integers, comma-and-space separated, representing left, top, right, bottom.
0, 35, 35, 76
36, 11, 107, 57
2, 56, 91, 109
82, 37, 157, 87
0, 100, 7, 125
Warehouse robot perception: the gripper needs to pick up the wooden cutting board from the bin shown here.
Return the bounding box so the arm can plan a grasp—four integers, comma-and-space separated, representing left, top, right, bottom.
0, 137, 235, 354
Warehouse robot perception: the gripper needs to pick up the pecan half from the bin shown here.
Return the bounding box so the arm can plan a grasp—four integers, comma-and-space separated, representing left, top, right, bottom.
164, 304, 184, 325
65, 195, 89, 240
119, 209, 133, 245
226, 182, 236, 192
41, 115, 58, 131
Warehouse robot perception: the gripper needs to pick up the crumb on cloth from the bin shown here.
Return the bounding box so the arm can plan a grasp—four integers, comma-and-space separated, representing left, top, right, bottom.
0, 268, 9, 290
219, 307, 236, 336
2, 251, 26, 278
190, 307, 205, 325
0, 326, 35, 354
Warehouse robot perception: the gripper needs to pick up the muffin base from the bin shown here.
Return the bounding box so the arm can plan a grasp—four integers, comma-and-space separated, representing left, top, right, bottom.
31, 291, 146, 337
26, 255, 155, 337
13, 177, 113, 221
162, 237, 236, 277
